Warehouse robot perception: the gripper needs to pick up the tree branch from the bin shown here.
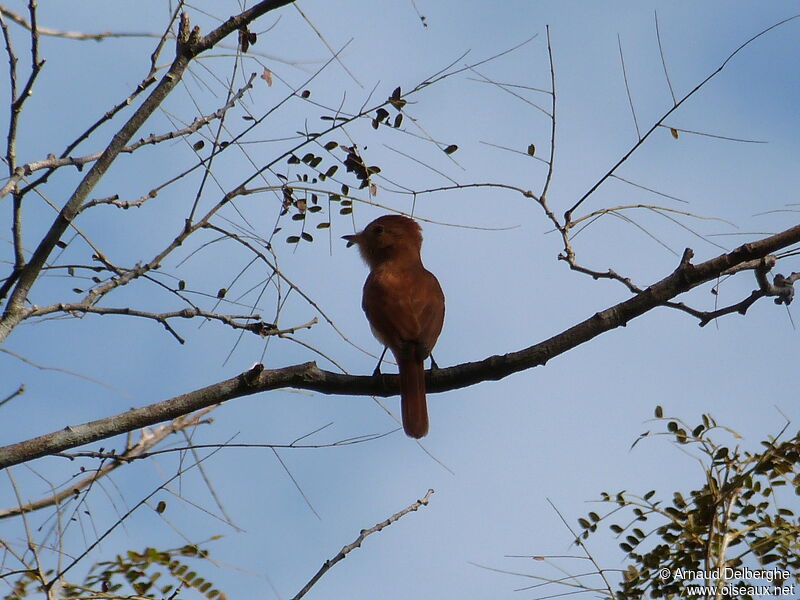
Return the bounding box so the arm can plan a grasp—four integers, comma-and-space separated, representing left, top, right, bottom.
564, 14, 800, 222
0, 407, 216, 519
2, 225, 798, 470
0, 2, 296, 343
23, 303, 309, 344
0, 72, 255, 202
291, 489, 434, 600
0, 6, 160, 41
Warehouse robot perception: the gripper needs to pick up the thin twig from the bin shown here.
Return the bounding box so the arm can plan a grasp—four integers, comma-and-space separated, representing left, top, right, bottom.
46, 446, 225, 591
0, 407, 217, 519
294, 3, 362, 87
617, 34, 640, 139
540, 26, 558, 211
548, 498, 615, 596
0, 6, 161, 42
291, 489, 434, 600
660, 124, 767, 144
0, 347, 130, 396
654, 11, 676, 105
564, 15, 800, 221
0, 383, 25, 409
25, 304, 312, 344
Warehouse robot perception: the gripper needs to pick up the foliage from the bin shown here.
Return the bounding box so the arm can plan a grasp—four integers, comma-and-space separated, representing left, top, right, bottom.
525, 410, 800, 599
4, 544, 225, 600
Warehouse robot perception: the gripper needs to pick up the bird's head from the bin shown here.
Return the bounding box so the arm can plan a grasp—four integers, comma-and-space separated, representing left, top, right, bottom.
342, 215, 423, 268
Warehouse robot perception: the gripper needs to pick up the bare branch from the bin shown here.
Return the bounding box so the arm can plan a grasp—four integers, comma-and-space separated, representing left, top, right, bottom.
0, 382, 24, 409
47, 446, 223, 590
564, 14, 800, 222
2, 225, 799, 470
654, 11, 676, 105
610, 174, 688, 204
0, 6, 162, 42
0, 73, 255, 202
540, 25, 557, 205
0, 347, 130, 395
0, 2, 297, 343
0, 407, 216, 519
617, 34, 640, 139
54, 431, 394, 463
659, 124, 767, 144
293, 3, 362, 88
2, 74, 159, 204
291, 489, 434, 600
23, 304, 313, 344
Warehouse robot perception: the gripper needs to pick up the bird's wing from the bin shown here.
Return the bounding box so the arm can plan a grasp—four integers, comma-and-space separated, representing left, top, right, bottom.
363, 267, 443, 360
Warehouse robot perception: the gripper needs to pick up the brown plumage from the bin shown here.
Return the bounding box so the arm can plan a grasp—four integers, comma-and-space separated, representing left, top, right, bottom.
343, 215, 445, 438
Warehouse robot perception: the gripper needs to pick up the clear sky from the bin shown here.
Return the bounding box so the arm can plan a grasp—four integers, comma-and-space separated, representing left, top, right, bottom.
1, 1, 799, 598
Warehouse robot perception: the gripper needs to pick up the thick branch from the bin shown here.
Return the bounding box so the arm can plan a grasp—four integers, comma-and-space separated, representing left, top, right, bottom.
1, 225, 798, 470
0, 407, 215, 519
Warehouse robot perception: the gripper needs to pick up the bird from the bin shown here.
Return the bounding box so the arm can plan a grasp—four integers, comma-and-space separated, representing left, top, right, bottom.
343, 215, 445, 438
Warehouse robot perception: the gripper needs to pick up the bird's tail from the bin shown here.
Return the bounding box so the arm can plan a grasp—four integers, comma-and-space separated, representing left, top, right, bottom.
397, 357, 429, 438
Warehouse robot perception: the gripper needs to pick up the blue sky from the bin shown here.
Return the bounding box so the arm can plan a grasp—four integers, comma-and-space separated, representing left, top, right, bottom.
2, 1, 799, 598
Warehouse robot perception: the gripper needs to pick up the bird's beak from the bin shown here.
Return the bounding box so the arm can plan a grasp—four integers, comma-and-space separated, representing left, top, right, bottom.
342, 234, 358, 248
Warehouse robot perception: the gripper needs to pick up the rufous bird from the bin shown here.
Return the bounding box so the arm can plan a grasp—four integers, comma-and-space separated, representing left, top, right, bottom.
343, 215, 445, 438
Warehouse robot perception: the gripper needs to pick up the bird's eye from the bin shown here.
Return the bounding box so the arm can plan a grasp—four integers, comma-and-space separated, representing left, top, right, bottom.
373, 225, 384, 235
